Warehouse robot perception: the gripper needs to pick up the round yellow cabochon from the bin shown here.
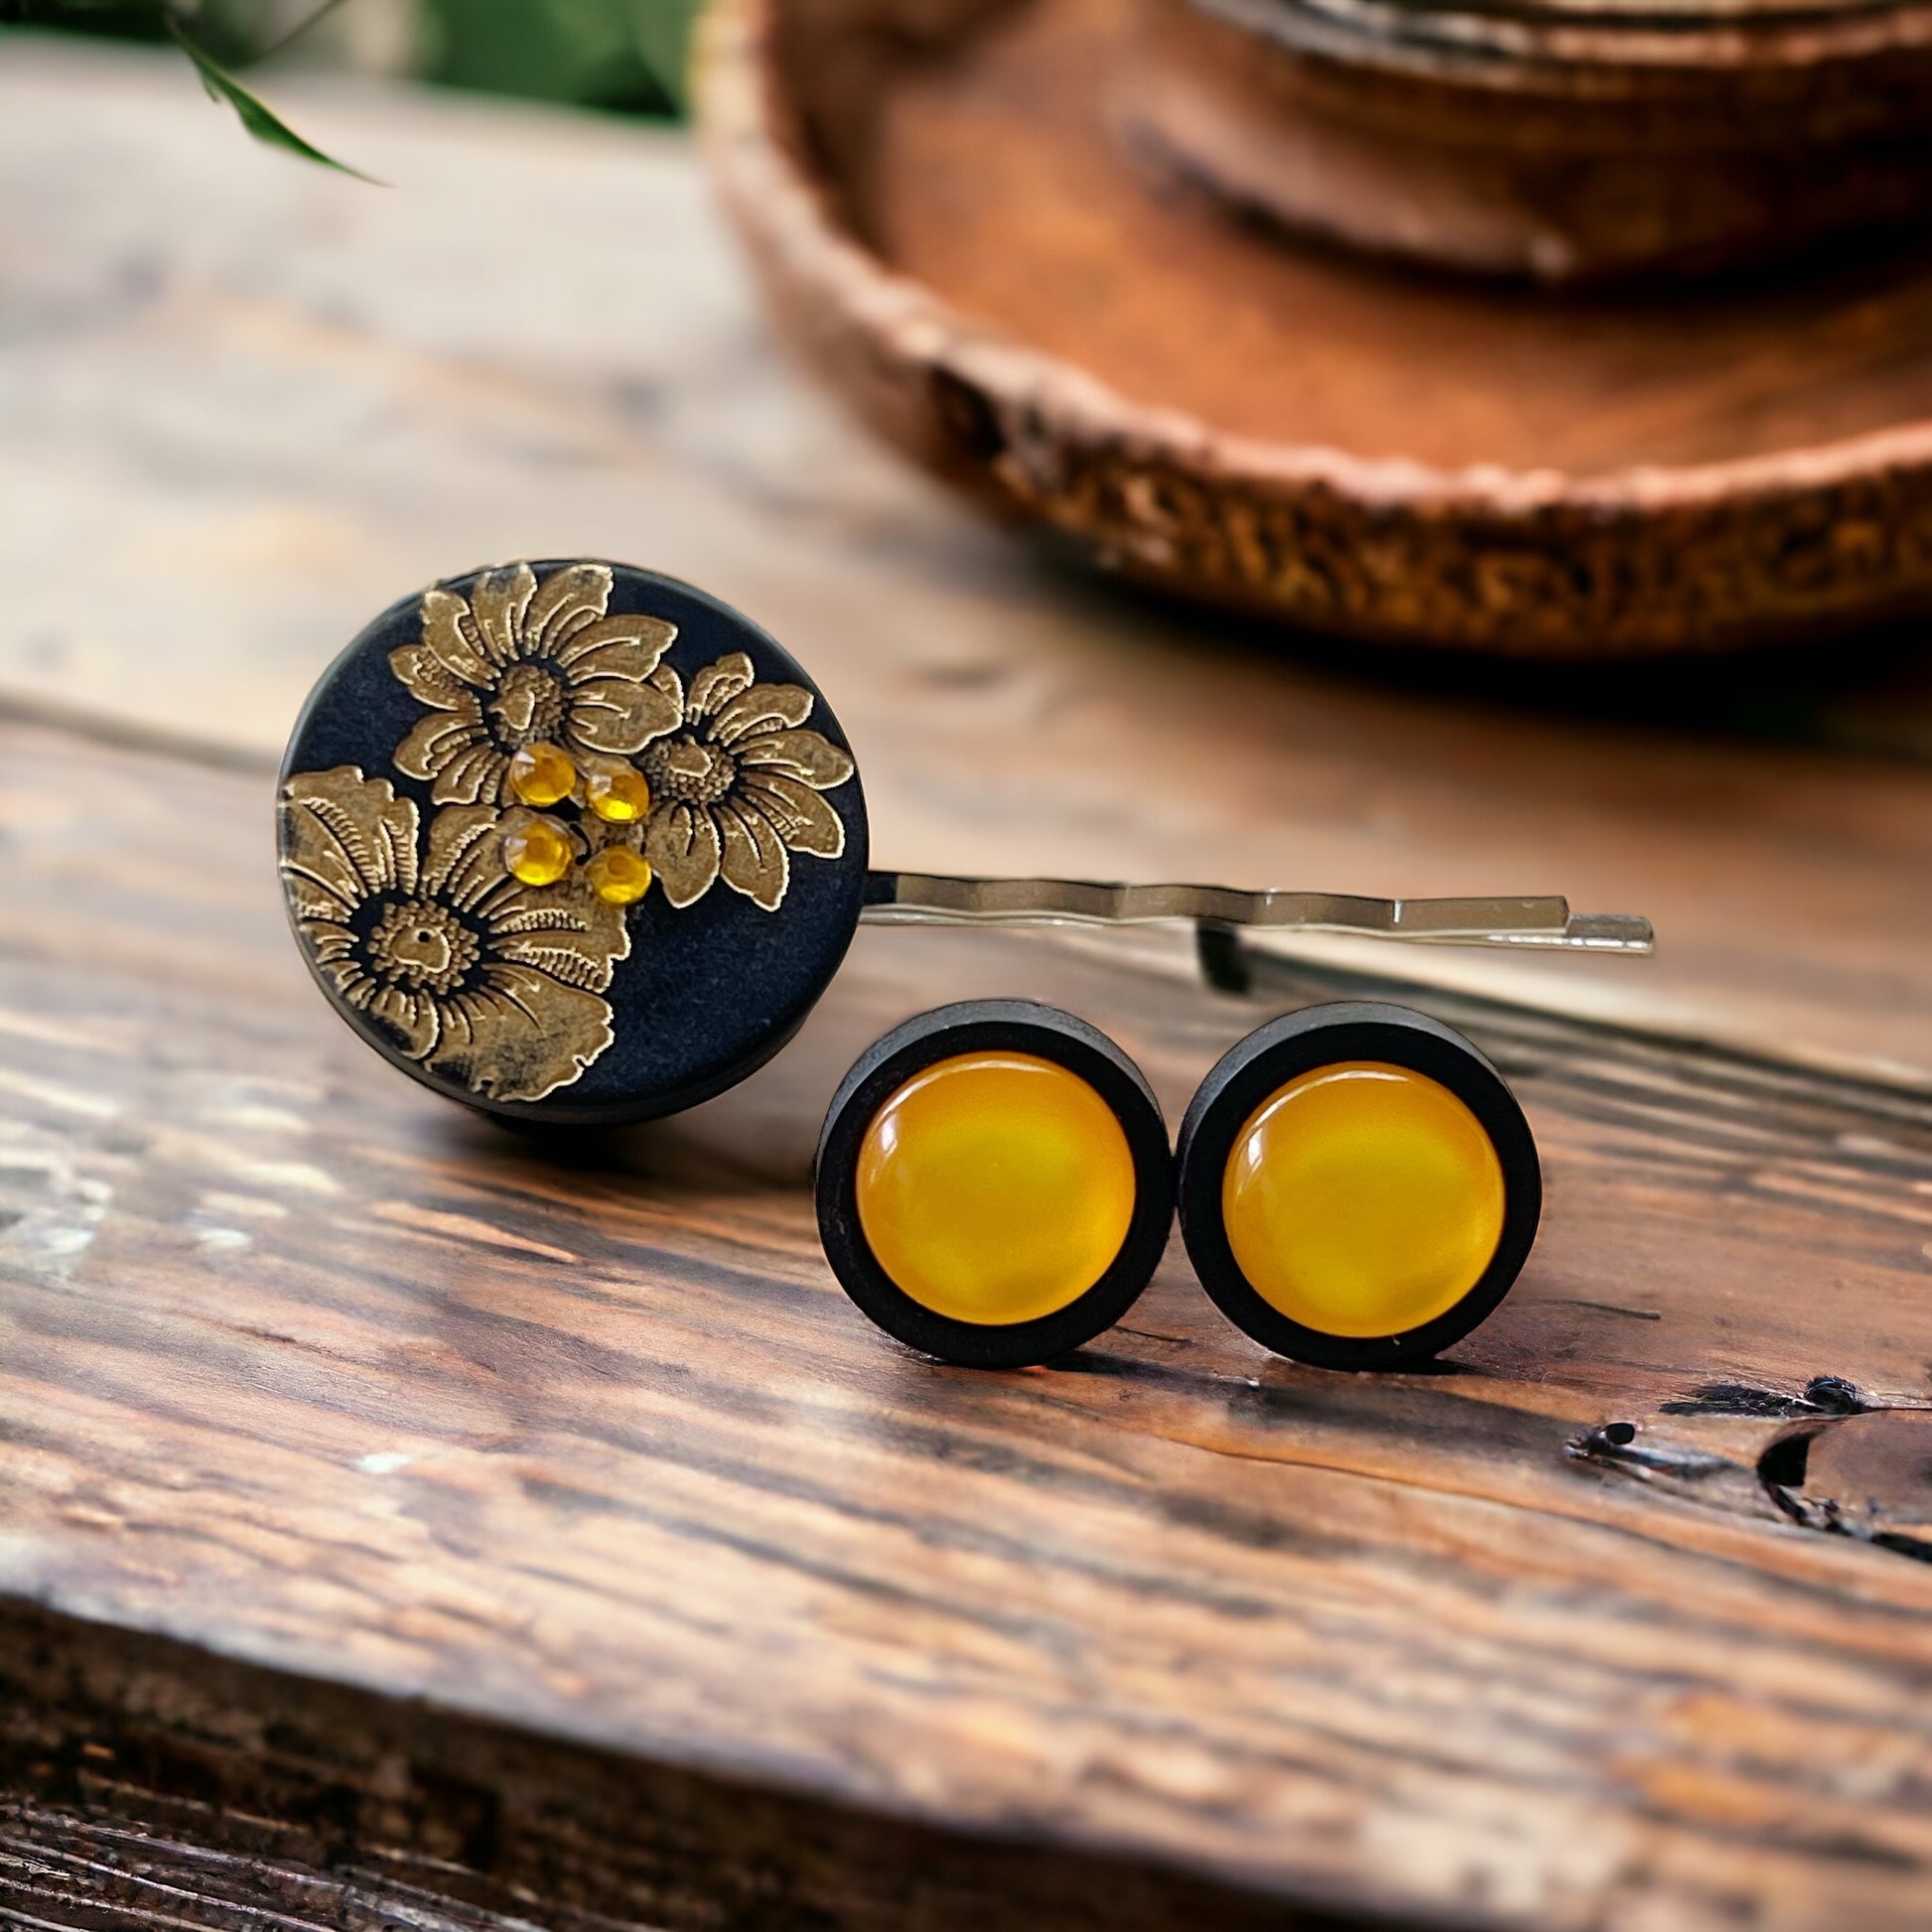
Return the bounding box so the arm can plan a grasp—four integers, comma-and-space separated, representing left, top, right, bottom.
855, 1050, 1138, 1325
1221, 1060, 1505, 1339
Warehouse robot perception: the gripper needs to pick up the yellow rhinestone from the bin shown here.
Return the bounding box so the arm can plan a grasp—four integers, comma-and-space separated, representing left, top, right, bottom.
509, 741, 576, 807
502, 815, 574, 887
585, 765, 652, 823
586, 847, 652, 905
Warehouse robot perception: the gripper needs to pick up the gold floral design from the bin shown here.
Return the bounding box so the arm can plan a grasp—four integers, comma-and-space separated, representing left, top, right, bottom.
280, 765, 628, 1102
391, 562, 680, 807
638, 651, 855, 910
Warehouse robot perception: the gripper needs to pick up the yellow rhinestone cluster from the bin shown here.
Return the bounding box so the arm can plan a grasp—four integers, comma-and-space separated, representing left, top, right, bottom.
501, 741, 654, 904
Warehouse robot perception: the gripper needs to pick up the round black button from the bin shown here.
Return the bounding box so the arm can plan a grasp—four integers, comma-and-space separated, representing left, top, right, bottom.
278, 560, 869, 1125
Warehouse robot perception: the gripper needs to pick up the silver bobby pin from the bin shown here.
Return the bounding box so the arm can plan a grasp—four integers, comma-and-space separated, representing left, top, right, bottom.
862, 874, 1654, 955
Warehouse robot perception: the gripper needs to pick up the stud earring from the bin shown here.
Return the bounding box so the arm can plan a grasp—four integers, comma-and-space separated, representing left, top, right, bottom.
813, 1002, 1175, 1369
1176, 1004, 1541, 1369
278, 557, 1652, 1137
818, 998, 1541, 1370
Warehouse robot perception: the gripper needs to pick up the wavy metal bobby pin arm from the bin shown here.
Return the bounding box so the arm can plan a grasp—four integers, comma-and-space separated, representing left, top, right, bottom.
861, 875, 1655, 954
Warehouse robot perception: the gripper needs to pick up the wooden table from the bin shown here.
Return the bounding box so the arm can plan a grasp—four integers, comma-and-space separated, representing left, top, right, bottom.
5, 35, 1932, 1932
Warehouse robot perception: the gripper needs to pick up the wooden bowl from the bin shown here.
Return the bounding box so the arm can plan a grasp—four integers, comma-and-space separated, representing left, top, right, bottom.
696, 0, 1932, 658
1124, 0, 1932, 282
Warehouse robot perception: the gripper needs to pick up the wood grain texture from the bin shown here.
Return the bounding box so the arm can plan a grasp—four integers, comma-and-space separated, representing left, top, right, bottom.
0, 1629, 1335, 1932
13, 37, 1932, 1091
5, 709, 1932, 1930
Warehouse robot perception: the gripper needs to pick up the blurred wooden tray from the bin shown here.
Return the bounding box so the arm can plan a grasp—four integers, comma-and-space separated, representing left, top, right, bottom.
697, 0, 1932, 657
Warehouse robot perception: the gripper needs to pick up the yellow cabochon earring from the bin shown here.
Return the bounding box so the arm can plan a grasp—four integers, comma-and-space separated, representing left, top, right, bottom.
815, 997, 1545, 1371
1175, 1003, 1541, 1370
815, 1002, 1177, 1370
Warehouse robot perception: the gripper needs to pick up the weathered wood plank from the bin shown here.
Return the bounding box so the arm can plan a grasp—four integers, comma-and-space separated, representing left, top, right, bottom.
3, 710, 1932, 1929
0, 1631, 1335, 1932
8, 38, 1932, 1090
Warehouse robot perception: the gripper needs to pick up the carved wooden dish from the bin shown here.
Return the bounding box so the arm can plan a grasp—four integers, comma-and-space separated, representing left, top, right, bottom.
697, 0, 1932, 658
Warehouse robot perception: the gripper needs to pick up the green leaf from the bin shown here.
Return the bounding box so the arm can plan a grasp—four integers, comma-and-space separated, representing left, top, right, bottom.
630, 0, 691, 113
416, 0, 690, 115
165, 12, 378, 182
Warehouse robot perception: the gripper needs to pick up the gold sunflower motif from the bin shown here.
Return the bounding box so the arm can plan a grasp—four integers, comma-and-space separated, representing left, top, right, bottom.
638, 650, 855, 911
391, 561, 681, 806
280, 765, 629, 1103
